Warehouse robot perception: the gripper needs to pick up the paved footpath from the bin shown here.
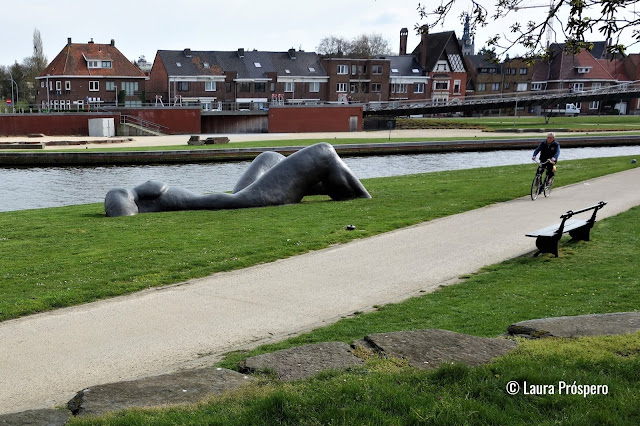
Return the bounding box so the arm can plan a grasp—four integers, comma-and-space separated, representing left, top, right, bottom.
1, 166, 639, 415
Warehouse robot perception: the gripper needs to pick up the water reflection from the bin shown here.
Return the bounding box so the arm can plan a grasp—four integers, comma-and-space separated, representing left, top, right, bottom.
1, 146, 638, 212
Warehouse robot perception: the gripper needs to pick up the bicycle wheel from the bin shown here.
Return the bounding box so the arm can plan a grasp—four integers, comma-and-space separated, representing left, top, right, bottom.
544, 175, 554, 197
531, 173, 541, 200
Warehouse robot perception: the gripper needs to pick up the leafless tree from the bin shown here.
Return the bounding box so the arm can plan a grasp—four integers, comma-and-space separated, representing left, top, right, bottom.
317, 33, 393, 58
418, 0, 640, 58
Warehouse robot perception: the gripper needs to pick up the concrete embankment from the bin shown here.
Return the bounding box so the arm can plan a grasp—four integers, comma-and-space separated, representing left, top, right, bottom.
1, 134, 640, 166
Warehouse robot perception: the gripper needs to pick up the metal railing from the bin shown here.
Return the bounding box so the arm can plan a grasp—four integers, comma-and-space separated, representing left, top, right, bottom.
2, 80, 639, 116
120, 115, 169, 134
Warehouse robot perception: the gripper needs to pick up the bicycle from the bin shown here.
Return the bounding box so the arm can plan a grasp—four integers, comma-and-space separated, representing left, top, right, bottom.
531, 159, 555, 200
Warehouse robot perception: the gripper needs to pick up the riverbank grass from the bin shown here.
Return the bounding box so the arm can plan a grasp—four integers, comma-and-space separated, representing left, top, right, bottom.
69, 203, 640, 425
0, 156, 636, 322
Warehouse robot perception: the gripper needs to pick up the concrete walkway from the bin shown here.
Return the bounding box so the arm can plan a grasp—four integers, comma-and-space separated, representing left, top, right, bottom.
1, 166, 639, 415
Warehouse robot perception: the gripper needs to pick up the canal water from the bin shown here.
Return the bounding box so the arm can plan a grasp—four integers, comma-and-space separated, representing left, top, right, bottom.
1, 146, 638, 213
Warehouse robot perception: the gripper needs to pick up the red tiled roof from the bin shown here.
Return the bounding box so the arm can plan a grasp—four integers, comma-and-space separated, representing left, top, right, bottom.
40, 41, 146, 78
548, 48, 615, 81
597, 59, 630, 81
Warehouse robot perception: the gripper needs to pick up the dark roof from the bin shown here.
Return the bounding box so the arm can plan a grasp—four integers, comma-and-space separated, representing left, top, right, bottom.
387, 55, 424, 76
157, 49, 327, 79
465, 54, 501, 70
40, 40, 146, 78
412, 31, 465, 71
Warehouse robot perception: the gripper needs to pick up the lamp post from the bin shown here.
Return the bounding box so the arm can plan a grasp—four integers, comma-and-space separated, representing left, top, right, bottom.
9, 73, 18, 112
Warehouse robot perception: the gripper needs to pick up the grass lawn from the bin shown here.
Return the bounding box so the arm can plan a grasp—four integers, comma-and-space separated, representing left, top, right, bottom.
1, 156, 637, 322
68, 175, 640, 424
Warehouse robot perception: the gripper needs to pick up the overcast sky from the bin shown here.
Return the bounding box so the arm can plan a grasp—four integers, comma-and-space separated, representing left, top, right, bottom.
2, 0, 637, 67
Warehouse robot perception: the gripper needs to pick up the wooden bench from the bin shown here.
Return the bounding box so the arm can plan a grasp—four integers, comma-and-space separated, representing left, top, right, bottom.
526, 201, 607, 257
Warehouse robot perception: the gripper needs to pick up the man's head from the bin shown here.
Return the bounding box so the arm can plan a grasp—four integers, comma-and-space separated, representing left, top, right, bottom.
546, 132, 556, 144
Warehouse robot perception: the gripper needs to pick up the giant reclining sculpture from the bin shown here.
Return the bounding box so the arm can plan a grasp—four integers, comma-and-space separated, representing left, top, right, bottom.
105, 142, 371, 217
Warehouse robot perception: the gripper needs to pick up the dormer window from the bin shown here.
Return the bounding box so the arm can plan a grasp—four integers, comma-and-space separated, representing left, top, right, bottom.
576, 67, 591, 74
102, 61, 111, 68
88, 60, 99, 68
412, 68, 420, 74
308, 67, 316, 72
391, 68, 399, 73
254, 62, 262, 68
203, 62, 210, 68
285, 69, 291, 74
176, 62, 182, 67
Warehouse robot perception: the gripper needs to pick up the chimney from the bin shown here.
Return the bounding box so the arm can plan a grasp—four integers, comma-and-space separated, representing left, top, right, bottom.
110, 39, 115, 47
419, 25, 428, 69
288, 48, 296, 59
88, 38, 94, 44
67, 37, 72, 45
184, 48, 192, 57
400, 28, 408, 55
238, 48, 245, 58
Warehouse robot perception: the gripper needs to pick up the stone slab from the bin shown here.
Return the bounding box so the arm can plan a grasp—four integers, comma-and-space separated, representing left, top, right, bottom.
68, 366, 252, 417
507, 312, 640, 338
0, 408, 70, 425
240, 342, 364, 381
364, 329, 517, 370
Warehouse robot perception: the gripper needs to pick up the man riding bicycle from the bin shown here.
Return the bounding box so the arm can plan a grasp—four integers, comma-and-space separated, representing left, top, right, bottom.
532, 132, 560, 185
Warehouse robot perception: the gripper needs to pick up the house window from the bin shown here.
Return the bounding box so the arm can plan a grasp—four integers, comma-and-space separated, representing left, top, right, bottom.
89, 81, 99, 91
519, 68, 528, 75
453, 80, 461, 94
504, 68, 511, 75
352, 65, 357, 75
65, 81, 71, 91
87, 60, 99, 68
577, 67, 591, 73
491, 83, 500, 91
592, 82, 602, 90
239, 82, 251, 92
572, 83, 584, 92
101, 61, 112, 68
205, 81, 216, 91
203, 62, 210, 68
477, 83, 486, 91
270, 82, 275, 92
589, 101, 600, 109
391, 83, 407, 93
309, 82, 319, 93
254, 82, 266, 92
177, 82, 189, 91
360, 82, 369, 93
285, 82, 294, 92
308, 67, 316, 72
372, 65, 383, 74
433, 80, 449, 91
337, 65, 348, 74
105, 81, 116, 91
226, 82, 232, 92
435, 60, 448, 72
336, 82, 347, 92
516, 83, 527, 91
254, 62, 262, 68
414, 83, 424, 94
391, 68, 399, 73
531, 83, 543, 91
350, 83, 358, 93
371, 83, 381, 92
122, 81, 139, 95
55, 81, 62, 91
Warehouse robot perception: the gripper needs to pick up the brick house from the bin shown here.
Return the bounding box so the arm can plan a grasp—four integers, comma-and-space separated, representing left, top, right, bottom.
319, 57, 391, 103
148, 48, 328, 110
36, 38, 147, 110
410, 29, 468, 104
532, 43, 627, 114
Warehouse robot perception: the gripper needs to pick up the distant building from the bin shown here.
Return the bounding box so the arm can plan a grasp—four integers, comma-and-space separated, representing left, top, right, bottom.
460, 14, 475, 56
36, 38, 148, 110
148, 48, 328, 110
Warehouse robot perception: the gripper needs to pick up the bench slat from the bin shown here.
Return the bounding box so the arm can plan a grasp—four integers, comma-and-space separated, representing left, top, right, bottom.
526, 219, 588, 237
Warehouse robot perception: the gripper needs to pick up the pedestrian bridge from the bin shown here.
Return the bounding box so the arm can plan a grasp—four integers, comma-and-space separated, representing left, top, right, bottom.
363, 81, 640, 117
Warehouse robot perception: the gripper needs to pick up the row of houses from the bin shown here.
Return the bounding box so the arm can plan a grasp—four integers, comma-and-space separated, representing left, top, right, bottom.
34, 28, 640, 115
